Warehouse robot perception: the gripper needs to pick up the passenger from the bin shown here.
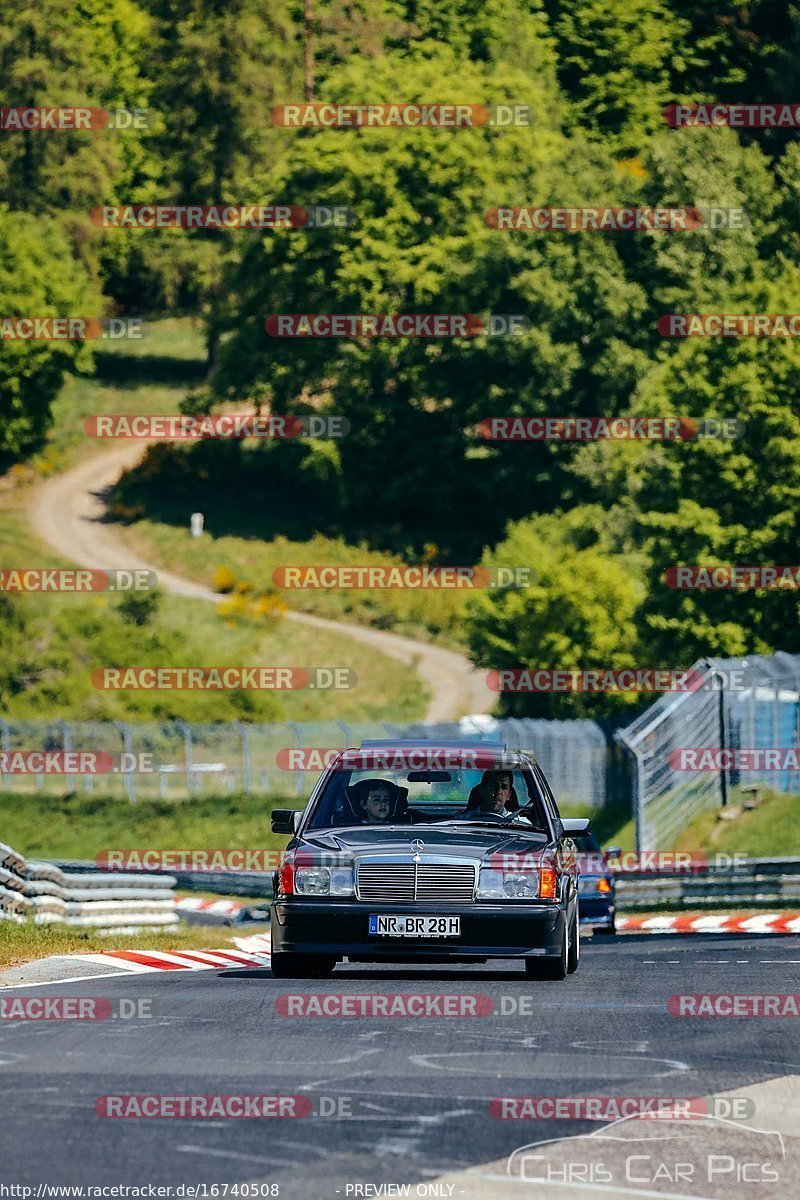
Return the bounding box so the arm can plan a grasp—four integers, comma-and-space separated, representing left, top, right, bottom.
358, 782, 394, 824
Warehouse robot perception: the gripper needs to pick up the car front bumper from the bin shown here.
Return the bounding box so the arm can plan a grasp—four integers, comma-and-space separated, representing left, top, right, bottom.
578, 894, 615, 928
271, 899, 568, 960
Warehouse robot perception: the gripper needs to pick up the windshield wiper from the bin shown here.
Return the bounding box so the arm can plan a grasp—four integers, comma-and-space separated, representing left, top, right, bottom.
427, 818, 537, 831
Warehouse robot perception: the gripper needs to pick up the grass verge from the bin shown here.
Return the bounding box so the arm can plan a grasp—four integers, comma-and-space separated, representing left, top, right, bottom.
0, 506, 427, 723
671, 786, 796, 858
0, 791, 294, 861
0, 920, 253, 973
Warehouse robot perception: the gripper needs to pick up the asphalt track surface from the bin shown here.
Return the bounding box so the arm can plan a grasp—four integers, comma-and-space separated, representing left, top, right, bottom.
2, 934, 799, 1198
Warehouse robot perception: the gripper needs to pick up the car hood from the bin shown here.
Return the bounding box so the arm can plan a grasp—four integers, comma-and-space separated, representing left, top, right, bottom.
297, 825, 550, 861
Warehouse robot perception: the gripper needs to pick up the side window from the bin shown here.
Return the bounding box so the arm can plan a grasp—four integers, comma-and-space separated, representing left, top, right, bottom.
530, 762, 559, 830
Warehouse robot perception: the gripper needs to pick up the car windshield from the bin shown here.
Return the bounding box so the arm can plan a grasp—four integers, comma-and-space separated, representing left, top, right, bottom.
307, 758, 550, 832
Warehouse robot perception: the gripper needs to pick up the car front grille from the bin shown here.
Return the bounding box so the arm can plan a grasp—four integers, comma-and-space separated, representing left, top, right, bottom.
356, 860, 476, 903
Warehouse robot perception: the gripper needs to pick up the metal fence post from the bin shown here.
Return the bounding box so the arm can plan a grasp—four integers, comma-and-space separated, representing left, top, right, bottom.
710, 668, 729, 808
286, 722, 304, 796
0, 718, 10, 792
60, 720, 75, 795
114, 720, 136, 803
176, 720, 194, 796
335, 721, 352, 750
235, 721, 251, 793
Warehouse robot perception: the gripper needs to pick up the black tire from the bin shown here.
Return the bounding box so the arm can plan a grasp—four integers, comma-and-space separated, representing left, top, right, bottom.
567, 910, 579, 974
525, 918, 569, 981
270, 953, 336, 978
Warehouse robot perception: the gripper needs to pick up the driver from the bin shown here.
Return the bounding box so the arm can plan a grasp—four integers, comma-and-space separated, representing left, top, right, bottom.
475, 769, 514, 816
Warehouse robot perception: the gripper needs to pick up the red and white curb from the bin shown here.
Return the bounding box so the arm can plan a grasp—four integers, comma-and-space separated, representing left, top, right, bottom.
69, 943, 270, 972
176, 896, 244, 917
618, 912, 800, 935
232, 932, 271, 953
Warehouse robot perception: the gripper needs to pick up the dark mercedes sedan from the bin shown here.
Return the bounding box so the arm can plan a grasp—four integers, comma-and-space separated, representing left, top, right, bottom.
269, 741, 588, 980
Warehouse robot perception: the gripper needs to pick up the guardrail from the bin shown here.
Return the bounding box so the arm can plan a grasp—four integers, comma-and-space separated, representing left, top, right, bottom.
615, 857, 800, 910
56, 855, 800, 914
54, 859, 274, 902
0, 841, 178, 932
9, 845, 800, 918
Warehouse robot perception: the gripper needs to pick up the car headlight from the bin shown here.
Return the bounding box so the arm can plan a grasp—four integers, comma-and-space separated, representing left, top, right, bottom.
294, 865, 354, 896
477, 868, 546, 900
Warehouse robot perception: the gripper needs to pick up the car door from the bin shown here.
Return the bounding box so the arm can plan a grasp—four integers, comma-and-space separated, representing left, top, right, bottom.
529, 761, 579, 898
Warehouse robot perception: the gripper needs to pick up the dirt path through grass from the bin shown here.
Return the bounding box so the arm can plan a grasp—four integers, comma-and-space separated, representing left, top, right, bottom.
28, 442, 492, 721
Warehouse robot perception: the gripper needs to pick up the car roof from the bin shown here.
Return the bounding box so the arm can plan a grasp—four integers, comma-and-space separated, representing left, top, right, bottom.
323, 742, 537, 770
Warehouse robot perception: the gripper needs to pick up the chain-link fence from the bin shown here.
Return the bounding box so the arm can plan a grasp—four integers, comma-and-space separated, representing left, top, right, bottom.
616, 653, 800, 850
0, 715, 608, 809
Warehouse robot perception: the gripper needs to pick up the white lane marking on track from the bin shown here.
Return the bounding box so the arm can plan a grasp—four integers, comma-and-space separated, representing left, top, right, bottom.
408, 1050, 690, 1077
175, 1146, 298, 1168
375, 1137, 419, 1155
0, 969, 136, 990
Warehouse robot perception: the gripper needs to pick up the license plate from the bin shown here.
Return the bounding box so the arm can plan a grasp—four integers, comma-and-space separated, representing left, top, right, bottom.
369, 914, 461, 938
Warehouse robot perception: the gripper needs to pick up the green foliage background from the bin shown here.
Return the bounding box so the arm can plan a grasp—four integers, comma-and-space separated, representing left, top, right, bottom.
2, 0, 799, 716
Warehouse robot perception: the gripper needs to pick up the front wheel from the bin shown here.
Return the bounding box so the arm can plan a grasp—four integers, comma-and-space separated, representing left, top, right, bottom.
567, 910, 579, 974
525, 917, 569, 981
270, 953, 336, 978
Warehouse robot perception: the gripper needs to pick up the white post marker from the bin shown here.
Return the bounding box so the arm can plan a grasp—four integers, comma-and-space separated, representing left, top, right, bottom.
190, 512, 204, 537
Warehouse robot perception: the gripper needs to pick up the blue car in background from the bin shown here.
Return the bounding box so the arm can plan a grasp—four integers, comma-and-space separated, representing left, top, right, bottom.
575, 832, 618, 934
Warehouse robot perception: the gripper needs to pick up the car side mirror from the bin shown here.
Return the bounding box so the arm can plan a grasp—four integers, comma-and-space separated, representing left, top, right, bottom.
561, 818, 590, 835
271, 809, 300, 834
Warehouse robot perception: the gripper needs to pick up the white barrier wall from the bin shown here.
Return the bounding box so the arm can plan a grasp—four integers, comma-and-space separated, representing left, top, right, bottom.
0, 840, 178, 930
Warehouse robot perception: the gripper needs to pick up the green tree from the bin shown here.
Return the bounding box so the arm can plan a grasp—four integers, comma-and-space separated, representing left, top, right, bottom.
0, 209, 101, 464
0, 0, 152, 215
142, 0, 299, 362
465, 509, 644, 716
543, 0, 687, 152
210, 45, 646, 556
